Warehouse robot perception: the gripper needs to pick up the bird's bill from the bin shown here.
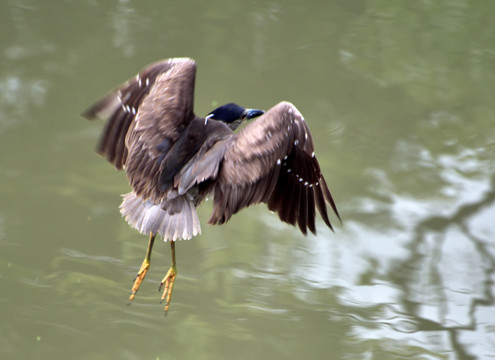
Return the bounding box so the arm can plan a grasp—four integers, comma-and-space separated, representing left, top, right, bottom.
242, 108, 265, 120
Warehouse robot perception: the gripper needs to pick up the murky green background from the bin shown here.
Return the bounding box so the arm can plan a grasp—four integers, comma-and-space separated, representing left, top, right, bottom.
1, 1, 495, 359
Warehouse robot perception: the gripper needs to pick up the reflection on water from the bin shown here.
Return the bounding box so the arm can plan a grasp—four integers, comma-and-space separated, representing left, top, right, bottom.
0, 76, 48, 133
1, 0, 495, 359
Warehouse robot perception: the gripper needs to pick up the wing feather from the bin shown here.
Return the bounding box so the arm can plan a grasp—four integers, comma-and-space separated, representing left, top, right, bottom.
209, 101, 340, 234
83, 58, 198, 201
83, 59, 195, 169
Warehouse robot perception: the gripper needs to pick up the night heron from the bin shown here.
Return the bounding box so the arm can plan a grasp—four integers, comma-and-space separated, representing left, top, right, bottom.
83, 57, 340, 313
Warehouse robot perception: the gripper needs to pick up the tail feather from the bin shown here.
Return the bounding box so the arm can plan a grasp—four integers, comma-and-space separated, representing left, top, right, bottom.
120, 192, 201, 241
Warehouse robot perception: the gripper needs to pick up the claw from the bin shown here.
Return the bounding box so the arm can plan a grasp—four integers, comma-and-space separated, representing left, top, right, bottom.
128, 233, 156, 303
159, 266, 177, 314
129, 260, 151, 302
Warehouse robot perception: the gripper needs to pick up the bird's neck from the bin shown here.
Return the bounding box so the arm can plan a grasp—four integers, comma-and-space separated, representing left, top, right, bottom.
227, 119, 243, 131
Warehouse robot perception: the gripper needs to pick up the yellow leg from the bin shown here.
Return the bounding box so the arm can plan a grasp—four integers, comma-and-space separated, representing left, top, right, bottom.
129, 232, 156, 302
159, 240, 177, 314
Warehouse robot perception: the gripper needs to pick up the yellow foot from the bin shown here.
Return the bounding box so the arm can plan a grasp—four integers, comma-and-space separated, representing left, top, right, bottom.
129, 260, 151, 302
158, 266, 177, 314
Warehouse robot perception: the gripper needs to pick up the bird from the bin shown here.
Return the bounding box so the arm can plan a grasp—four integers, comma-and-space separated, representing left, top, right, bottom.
83, 57, 340, 314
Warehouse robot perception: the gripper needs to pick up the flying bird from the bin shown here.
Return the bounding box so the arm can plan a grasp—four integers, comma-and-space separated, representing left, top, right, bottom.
83, 57, 340, 314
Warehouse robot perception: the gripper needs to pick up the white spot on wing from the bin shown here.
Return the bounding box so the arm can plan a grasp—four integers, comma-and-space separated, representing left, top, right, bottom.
276, 159, 281, 165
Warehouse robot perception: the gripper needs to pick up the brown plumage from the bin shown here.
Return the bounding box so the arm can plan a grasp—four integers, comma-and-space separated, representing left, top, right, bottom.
83, 57, 340, 313
208, 101, 339, 234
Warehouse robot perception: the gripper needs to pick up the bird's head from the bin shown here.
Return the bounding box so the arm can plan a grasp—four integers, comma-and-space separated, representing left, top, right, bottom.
206, 103, 264, 130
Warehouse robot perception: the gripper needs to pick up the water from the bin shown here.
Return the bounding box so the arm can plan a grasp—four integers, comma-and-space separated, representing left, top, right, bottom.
1, 1, 494, 359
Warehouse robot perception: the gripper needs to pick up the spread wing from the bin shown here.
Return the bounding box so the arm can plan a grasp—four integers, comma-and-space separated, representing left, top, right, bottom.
82, 57, 197, 201
209, 101, 340, 234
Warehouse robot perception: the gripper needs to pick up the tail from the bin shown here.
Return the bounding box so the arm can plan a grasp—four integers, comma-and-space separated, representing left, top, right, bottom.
120, 192, 201, 241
